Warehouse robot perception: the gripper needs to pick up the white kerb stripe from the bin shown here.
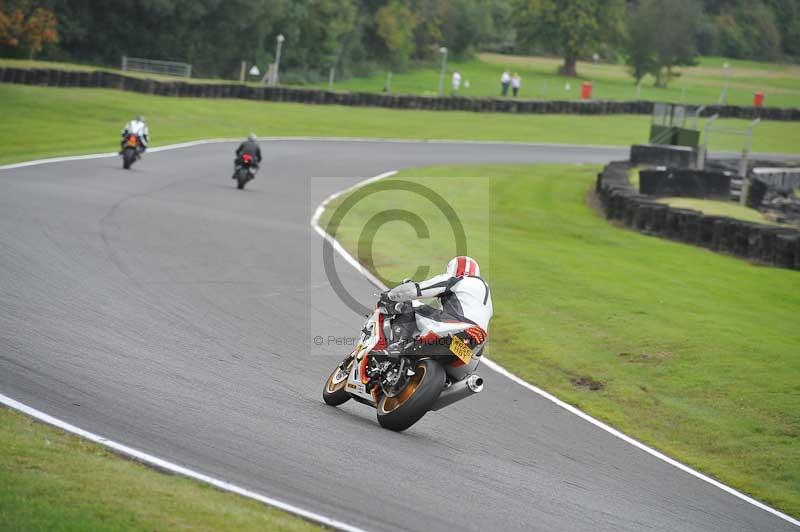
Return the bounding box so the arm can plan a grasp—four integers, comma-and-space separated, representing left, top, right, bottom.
309, 171, 800, 529
0, 393, 367, 532
1, 137, 791, 172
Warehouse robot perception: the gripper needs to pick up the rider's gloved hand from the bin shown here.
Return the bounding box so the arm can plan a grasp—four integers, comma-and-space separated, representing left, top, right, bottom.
378, 291, 393, 314
387, 280, 417, 302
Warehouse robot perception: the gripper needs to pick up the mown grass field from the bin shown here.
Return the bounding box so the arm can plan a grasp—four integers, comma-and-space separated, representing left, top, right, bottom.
0, 408, 320, 531
5, 54, 799, 108
312, 53, 800, 109
656, 197, 788, 225
1, 84, 799, 166
318, 164, 800, 517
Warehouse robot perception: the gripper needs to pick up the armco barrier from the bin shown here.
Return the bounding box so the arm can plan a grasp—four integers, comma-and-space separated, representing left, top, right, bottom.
639, 169, 731, 199
595, 161, 800, 269
630, 144, 698, 168
2, 66, 800, 119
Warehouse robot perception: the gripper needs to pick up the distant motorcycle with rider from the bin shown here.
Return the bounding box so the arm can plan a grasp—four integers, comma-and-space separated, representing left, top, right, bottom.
323, 256, 492, 431
119, 115, 148, 169
232, 134, 262, 190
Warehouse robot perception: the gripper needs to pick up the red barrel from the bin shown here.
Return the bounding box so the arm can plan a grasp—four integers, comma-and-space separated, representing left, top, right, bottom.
753, 92, 764, 107
581, 81, 593, 100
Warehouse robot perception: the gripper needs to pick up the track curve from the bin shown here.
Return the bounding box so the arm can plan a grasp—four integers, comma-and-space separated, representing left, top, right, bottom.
0, 140, 795, 532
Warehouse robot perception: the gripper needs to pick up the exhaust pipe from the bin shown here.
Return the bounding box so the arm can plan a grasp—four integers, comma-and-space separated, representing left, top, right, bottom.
431, 374, 484, 411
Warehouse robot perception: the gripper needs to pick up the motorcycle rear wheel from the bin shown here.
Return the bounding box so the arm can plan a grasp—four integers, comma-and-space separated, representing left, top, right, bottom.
323, 357, 354, 406
376, 358, 445, 432
235, 168, 249, 189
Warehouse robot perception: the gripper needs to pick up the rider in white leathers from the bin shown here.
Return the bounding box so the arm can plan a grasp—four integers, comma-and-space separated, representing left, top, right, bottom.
120, 116, 149, 153
382, 256, 493, 356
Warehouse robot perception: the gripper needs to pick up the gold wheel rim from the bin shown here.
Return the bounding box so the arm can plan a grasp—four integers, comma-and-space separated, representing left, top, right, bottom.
380, 365, 426, 413
326, 359, 353, 393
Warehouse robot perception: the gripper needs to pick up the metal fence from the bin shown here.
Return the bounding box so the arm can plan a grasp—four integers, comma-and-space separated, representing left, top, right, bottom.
121, 56, 192, 78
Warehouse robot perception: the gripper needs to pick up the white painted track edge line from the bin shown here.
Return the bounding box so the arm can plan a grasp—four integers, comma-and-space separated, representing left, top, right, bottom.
309, 170, 800, 528
3, 137, 798, 527
1, 137, 794, 170
0, 393, 368, 532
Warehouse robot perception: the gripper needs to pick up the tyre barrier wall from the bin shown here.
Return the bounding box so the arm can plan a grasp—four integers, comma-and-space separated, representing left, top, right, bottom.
595, 161, 800, 269
3, 66, 800, 120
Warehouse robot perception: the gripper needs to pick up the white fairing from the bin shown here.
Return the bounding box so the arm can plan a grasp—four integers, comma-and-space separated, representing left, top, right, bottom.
345, 309, 381, 403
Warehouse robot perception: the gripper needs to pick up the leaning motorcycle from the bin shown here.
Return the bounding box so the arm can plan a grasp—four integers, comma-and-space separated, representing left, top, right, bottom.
233, 153, 256, 190
121, 134, 141, 170
322, 298, 485, 431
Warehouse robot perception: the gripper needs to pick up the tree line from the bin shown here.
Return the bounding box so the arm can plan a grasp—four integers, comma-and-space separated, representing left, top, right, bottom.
1, 0, 798, 85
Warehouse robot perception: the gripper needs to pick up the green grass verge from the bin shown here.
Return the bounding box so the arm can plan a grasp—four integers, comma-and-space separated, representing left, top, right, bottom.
1, 84, 799, 165
5, 54, 799, 108
312, 53, 800, 109
655, 197, 787, 225
0, 407, 320, 531
318, 164, 800, 517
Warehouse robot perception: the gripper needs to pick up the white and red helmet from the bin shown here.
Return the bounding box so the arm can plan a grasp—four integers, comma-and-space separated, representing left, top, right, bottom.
446, 256, 480, 278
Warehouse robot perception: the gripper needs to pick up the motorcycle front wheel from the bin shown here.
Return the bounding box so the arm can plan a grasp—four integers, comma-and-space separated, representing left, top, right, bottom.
322, 356, 354, 406
122, 148, 136, 169
376, 358, 445, 432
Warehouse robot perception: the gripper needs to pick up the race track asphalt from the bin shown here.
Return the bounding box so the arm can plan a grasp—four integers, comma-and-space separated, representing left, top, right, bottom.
0, 140, 795, 532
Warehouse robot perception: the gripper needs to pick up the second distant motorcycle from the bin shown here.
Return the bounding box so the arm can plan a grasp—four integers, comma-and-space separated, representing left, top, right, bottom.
232, 134, 262, 190
121, 134, 143, 169
233, 154, 257, 189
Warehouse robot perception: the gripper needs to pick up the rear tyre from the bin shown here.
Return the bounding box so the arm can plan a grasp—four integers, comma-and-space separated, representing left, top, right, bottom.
235, 168, 247, 190
376, 358, 445, 432
323, 357, 354, 406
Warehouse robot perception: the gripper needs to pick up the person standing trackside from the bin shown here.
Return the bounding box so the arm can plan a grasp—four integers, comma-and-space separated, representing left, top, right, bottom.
451, 70, 462, 95
511, 73, 521, 97
500, 69, 511, 96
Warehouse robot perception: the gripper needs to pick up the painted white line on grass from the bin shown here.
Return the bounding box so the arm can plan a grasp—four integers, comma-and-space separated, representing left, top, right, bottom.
310, 170, 800, 529
0, 393, 367, 532
0, 137, 623, 172
0, 138, 243, 170
310, 170, 398, 290
1, 137, 794, 171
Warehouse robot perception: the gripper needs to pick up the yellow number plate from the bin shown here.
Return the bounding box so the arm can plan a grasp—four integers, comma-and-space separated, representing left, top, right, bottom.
449, 335, 473, 365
